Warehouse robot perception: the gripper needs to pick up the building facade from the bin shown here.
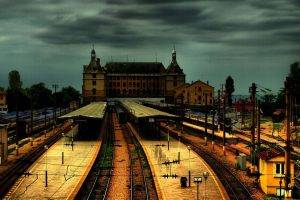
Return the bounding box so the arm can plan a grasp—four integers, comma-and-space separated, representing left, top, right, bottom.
82, 48, 185, 104
174, 80, 214, 106
258, 150, 294, 197
0, 90, 7, 114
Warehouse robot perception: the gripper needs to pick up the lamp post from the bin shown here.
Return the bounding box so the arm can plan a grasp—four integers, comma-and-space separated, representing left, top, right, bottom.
187, 145, 191, 187
194, 177, 202, 200
44, 145, 48, 187
279, 178, 283, 200
61, 132, 64, 164
167, 128, 170, 151
203, 171, 209, 200
178, 132, 181, 163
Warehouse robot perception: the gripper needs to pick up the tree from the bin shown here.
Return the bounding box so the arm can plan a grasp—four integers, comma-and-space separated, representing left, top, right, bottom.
8, 70, 22, 91
55, 86, 81, 107
28, 83, 54, 109
6, 70, 29, 111
225, 76, 235, 106
261, 94, 276, 116
289, 62, 300, 103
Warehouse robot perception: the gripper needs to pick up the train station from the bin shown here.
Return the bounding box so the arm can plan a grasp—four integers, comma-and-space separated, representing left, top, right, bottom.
0, 46, 299, 200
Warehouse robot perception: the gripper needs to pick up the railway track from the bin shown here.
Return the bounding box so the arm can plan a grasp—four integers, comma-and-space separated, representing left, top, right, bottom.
123, 124, 149, 200
165, 126, 253, 200
0, 122, 73, 198
77, 109, 115, 200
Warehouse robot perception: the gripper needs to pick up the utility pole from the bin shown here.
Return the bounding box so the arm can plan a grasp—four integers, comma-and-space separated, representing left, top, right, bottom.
212, 108, 215, 141
249, 83, 257, 166
205, 93, 208, 136
222, 85, 226, 146
241, 99, 245, 129
257, 100, 261, 149
284, 77, 292, 196
15, 92, 19, 156
218, 89, 221, 120
52, 84, 59, 125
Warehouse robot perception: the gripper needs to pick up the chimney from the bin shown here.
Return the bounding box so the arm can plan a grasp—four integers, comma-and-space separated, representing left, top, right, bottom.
96, 58, 100, 66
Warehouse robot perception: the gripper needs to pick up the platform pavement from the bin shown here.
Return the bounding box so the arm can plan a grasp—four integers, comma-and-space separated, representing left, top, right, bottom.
128, 123, 229, 200
4, 130, 101, 200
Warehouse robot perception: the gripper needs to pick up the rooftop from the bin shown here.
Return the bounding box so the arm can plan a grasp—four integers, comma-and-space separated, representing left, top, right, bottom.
120, 100, 177, 119
59, 102, 106, 119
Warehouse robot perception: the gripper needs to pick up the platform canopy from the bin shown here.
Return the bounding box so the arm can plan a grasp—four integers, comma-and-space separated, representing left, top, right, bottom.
59, 102, 106, 120
120, 100, 177, 119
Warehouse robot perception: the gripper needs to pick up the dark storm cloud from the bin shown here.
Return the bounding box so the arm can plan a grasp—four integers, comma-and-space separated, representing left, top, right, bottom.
106, 5, 206, 25
0, 0, 299, 94
35, 14, 180, 47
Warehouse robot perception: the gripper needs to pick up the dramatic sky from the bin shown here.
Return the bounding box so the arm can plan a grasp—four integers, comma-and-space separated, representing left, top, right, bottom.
0, 0, 299, 95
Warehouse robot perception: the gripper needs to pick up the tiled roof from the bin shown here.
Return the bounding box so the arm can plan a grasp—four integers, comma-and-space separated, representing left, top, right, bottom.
105, 62, 166, 74
258, 149, 284, 160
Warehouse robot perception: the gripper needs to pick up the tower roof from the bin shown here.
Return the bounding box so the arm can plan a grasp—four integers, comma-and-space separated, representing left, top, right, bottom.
166, 48, 184, 74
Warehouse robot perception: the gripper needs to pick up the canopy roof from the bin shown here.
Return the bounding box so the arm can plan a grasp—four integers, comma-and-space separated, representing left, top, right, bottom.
120, 100, 176, 119
59, 102, 106, 120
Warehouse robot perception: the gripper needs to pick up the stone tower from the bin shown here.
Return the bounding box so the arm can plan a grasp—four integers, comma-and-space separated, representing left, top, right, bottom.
165, 47, 186, 103
82, 48, 106, 104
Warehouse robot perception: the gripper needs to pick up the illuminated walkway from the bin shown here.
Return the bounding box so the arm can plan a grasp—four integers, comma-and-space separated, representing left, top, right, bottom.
129, 124, 229, 200
5, 128, 101, 200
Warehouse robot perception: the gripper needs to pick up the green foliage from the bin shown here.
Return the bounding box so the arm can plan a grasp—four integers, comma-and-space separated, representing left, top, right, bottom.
225, 76, 235, 106
28, 82, 54, 109
261, 94, 276, 116
54, 86, 81, 107
8, 70, 22, 91
5, 70, 81, 112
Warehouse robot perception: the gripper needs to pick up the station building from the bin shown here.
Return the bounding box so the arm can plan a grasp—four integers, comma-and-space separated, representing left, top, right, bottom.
174, 80, 214, 106
82, 48, 185, 104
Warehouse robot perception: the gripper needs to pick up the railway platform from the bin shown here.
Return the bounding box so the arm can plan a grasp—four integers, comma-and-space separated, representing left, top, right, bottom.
4, 127, 101, 200
128, 123, 229, 200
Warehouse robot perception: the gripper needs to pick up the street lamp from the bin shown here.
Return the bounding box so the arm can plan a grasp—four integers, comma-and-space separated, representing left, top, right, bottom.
187, 145, 191, 187
203, 171, 210, 200
61, 132, 64, 164
194, 177, 202, 200
44, 145, 48, 187
178, 132, 181, 163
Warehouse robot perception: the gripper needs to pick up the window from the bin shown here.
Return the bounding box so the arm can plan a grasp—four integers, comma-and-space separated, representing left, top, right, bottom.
109, 82, 112, 87
117, 82, 120, 87
275, 163, 284, 175
92, 74, 96, 78
92, 88, 96, 95
123, 82, 126, 87
92, 80, 96, 86
276, 188, 285, 197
